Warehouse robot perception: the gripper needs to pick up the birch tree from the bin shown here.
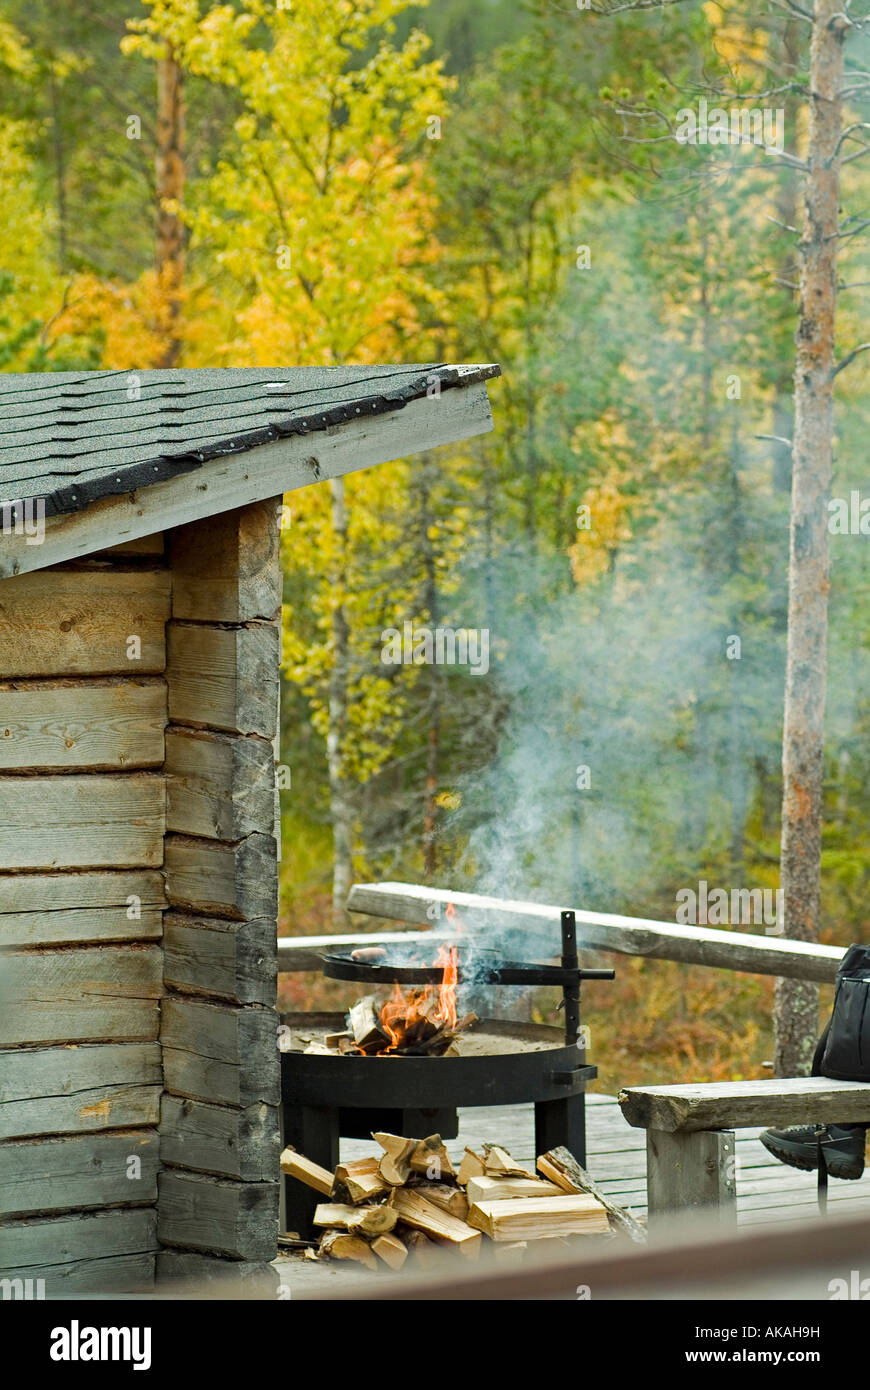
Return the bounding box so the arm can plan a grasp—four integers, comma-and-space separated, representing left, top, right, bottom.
588, 0, 869, 1072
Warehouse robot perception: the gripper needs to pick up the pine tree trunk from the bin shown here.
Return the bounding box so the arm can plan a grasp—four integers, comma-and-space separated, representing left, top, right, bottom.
775, 0, 845, 1076
156, 52, 186, 367
327, 476, 353, 930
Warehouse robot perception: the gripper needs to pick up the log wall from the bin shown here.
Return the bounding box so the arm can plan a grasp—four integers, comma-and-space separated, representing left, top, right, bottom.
0, 540, 170, 1295
0, 505, 283, 1295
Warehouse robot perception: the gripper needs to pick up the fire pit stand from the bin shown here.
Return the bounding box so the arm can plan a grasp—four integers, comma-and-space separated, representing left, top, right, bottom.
279, 910, 614, 1237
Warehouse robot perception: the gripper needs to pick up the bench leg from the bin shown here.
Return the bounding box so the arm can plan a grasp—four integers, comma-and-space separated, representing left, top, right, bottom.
646, 1129, 737, 1235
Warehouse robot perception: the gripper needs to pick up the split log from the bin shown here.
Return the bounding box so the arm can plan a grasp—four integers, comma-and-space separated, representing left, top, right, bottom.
279, 1149, 333, 1197
466, 1175, 562, 1205
457, 1148, 486, 1185
348, 996, 387, 1052
372, 1232, 408, 1270
313, 1203, 397, 1236
414, 1182, 469, 1221
537, 1146, 646, 1245
334, 1157, 389, 1204
325, 1032, 351, 1048
402, 1229, 441, 1268
483, 1145, 534, 1178
373, 1132, 416, 1186
467, 1194, 610, 1242
319, 1230, 377, 1270
409, 1134, 455, 1179
390, 1188, 481, 1258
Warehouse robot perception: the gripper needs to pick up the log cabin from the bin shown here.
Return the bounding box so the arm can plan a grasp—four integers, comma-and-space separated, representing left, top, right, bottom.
0, 363, 499, 1296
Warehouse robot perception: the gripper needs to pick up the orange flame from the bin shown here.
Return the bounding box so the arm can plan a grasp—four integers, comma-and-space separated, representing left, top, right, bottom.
376, 944, 459, 1052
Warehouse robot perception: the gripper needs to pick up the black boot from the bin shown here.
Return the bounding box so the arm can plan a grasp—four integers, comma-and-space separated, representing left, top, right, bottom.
759, 1123, 867, 1180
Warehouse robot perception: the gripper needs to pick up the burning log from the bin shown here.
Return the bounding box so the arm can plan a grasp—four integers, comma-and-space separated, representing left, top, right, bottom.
372, 1232, 408, 1270
536, 1147, 646, 1244
467, 1194, 611, 1242
319, 1230, 378, 1270
334, 1157, 390, 1204
348, 996, 389, 1053
313, 1203, 398, 1236
390, 1188, 482, 1259
466, 1174, 562, 1205
373, 1132, 416, 1186
279, 1148, 334, 1196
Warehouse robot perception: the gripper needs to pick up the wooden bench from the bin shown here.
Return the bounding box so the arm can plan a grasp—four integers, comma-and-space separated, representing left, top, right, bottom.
618, 1078, 870, 1229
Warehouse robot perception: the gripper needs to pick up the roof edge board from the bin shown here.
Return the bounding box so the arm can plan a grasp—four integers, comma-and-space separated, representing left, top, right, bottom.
0, 378, 495, 579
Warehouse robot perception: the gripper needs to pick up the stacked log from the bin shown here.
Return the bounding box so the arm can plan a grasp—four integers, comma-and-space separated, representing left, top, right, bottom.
280, 1135, 635, 1270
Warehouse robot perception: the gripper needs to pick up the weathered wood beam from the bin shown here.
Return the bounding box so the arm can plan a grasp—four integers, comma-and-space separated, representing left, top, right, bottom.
157, 1169, 278, 1261
0, 1209, 158, 1274
160, 1096, 280, 1182
0, 679, 166, 771
645, 1130, 737, 1232
169, 499, 282, 622
0, 1042, 161, 1140
0, 945, 163, 1046
1, 379, 494, 578
167, 623, 280, 736
346, 882, 846, 983
619, 1078, 870, 1132
0, 1131, 160, 1218
165, 727, 274, 841
0, 568, 170, 674
0, 774, 165, 870
161, 997, 279, 1108
163, 911, 275, 1005
164, 833, 277, 920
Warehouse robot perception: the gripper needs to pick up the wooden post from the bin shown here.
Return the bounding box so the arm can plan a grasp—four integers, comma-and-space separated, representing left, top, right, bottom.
646, 1129, 737, 1235
158, 499, 282, 1286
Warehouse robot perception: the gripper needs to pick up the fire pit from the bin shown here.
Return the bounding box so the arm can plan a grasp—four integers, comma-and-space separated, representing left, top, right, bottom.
279, 910, 614, 1237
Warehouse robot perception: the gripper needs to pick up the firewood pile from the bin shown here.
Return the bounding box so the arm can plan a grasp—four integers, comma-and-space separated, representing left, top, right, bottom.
280, 1136, 645, 1271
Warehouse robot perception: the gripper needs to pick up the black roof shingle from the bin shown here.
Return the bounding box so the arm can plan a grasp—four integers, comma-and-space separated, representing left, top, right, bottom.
0, 363, 499, 517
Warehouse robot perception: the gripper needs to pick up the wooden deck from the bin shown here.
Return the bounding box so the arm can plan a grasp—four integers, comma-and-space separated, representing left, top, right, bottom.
325, 1092, 870, 1226
274, 1092, 870, 1293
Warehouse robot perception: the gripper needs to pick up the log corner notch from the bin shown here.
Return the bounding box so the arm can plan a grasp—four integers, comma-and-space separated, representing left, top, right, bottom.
158, 498, 282, 1287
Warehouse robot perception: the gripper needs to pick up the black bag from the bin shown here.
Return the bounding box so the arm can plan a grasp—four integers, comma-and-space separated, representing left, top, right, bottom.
813, 943, 870, 1081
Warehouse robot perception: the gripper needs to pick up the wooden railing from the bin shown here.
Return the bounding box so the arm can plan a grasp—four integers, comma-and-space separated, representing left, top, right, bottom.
277, 880, 846, 983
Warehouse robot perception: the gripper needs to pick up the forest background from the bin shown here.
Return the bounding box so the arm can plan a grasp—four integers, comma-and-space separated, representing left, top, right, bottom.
2, 0, 868, 1090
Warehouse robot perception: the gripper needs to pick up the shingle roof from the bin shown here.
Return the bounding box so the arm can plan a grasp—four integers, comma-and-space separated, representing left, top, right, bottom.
0, 363, 499, 517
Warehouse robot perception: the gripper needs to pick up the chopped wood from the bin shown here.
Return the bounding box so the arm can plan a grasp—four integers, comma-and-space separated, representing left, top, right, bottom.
334, 1157, 390, 1204
493, 1241, 527, 1261
278, 1149, 334, 1196
373, 1133, 417, 1187
372, 1232, 408, 1270
414, 1182, 469, 1221
467, 1194, 611, 1242
318, 1230, 378, 1270
325, 1031, 351, 1048
466, 1174, 562, 1205
313, 1203, 397, 1236
457, 1148, 486, 1185
390, 1188, 481, 1258
537, 1147, 646, 1244
483, 1144, 535, 1178
402, 1228, 441, 1268
409, 1134, 456, 1179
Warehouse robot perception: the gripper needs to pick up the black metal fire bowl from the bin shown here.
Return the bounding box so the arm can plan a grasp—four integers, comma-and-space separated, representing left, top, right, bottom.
280, 1011, 596, 1110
